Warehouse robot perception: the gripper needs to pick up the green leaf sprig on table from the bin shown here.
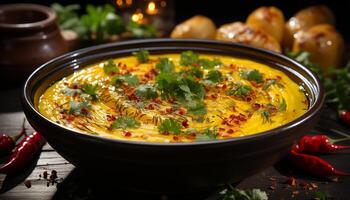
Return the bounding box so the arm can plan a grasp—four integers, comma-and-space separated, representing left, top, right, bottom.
286, 50, 350, 111
218, 185, 268, 200
51, 3, 157, 43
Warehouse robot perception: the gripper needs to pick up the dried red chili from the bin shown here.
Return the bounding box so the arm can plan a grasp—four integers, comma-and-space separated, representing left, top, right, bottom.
288, 145, 350, 177
0, 119, 26, 155
0, 132, 45, 174
297, 135, 350, 154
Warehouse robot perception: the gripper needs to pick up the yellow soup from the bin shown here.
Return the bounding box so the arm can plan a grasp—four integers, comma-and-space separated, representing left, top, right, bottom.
38, 51, 308, 142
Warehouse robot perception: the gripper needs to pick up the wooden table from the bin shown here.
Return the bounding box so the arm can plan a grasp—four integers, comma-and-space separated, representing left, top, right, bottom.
0, 87, 349, 200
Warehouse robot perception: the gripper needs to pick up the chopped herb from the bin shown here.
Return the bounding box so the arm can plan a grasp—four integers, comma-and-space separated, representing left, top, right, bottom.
111, 116, 141, 129
82, 84, 98, 100
69, 101, 91, 115
240, 69, 264, 83
132, 49, 149, 63
195, 127, 218, 141
103, 59, 118, 75
156, 57, 175, 73
218, 185, 268, 200
180, 66, 203, 79
260, 110, 272, 123
198, 58, 222, 69
111, 74, 139, 86
185, 101, 207, 116
158, 118, 182, 135
180, 50, 199, 66
228, 84, 253, 97
204, 70, 223, 84
135, 84, 158, 99
156, 73, 205, 102
313, 191, 331, 200
263, 79, 284, 90
279, 98, 287, 111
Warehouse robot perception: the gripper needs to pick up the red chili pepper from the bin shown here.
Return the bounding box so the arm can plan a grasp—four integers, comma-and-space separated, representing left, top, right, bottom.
298, 135, 350, 154
0, 132, 45, 174
339, 110, 350, 126
0, 118, 26, 156
289, 145, 350, 177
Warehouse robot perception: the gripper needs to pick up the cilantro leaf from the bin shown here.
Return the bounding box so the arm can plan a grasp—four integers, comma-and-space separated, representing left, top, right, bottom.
69, 101, 91, 115
135, 84, 158, 99
185, 101, 207, 116
103, 59, 118, 75
132, 49, 149, 63
198, 58, 222, 69
313, 191, 331, 200
157, 118, 182, 135
82, 84, 98, 100
111, 116, 141, 129
228, 84, 253, 97
240, 69, 264, 83
279, 98, 287, 111
218, 186, 268, 200
156, 58, 175, 73
195, 127, 218, 141
260, 110, 272, 124
204, 70, 223, 84
180, 50, 199, 66
111, 74, 139, 86
263, 79, 284, 90
180, 66, 203, 79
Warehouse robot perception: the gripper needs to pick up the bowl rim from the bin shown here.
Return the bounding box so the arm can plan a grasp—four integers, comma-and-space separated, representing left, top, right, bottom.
22, 38, 325, 147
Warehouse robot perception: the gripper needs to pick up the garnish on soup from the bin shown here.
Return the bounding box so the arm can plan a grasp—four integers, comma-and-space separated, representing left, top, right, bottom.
38, 50, 308, 142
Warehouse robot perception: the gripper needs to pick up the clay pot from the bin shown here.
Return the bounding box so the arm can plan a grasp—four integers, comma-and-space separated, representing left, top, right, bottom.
0, 4, 69, 86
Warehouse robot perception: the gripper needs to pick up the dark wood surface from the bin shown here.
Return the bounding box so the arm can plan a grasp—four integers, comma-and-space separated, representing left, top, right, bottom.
0, 87, 349, 200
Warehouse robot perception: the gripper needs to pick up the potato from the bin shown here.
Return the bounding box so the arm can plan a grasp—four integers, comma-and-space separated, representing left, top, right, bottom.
284, 5, 335, 48
216, 22, 281, 52
170, 15, 216, 39
292, 24, 344, 69
246, 6, 285, 43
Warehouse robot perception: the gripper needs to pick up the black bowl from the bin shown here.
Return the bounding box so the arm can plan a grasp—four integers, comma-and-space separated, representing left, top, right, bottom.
22, 39, 324, 193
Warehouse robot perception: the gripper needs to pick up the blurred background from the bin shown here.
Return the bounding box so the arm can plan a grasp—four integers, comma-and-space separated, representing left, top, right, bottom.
1, 0, 349, 40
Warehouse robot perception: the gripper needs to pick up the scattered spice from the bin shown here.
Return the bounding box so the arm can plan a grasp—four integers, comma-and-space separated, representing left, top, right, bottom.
24, 180, 32, 188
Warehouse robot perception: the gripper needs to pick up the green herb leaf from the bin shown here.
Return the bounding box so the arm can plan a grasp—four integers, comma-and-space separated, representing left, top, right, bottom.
240, 69, 264, 83
180, 51, 200, 66
204, 70, 223, 84
218, 186, 268, 200
69, 101, 91, 115
156, 58, 175, 73
111, 116, 141, 129
103, 59, 118, 75
260, 110, 272, 124
127, 21, 156, 38
158, 118, 182, 135
132, 49, 149, 63
228, 84, 253, 97
263, 79, 284, 90
313, 191, 331, 200
186, 101, 207, 116
111, 74, 139, 86
180, 66, 203, 79
82, 84, 98, 99
198, 58, 222, 69
195, 127, 218, 141
279, 98, 287, 111
135, 84, 158, 99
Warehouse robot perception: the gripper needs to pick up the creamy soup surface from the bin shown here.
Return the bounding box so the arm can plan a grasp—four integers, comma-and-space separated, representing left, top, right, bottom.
38, 50, 308, 142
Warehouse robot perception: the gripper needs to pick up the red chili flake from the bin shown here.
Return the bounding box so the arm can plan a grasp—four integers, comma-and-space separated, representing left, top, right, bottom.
128, 93, 140, 101
162, 131, 169, 135
173, 136, 179, 141
246, 97, 252, 102
50, 170, 58, 180
211, 94, 218, 99
106, 114, 116, 121
24, 180, 32, 188
218, 127, 226, 131
178, 107, 187, 115
252, 103, 261, 110
152, 98, 162, 104
166, 107, 175, 114
226, 129, 234, 134
276, 75, 282, 80
222, 84, 227, 90
182, 120, 189, 128
80, 107, 89, 115
123, 131, 132, 137
145, 104, 155, 110
286, 177, 297, 186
